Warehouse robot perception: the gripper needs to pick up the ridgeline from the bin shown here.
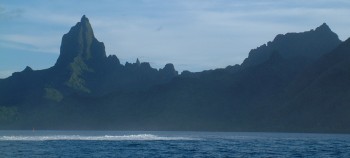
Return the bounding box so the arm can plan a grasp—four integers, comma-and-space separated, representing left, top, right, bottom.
1, 16, 349, 133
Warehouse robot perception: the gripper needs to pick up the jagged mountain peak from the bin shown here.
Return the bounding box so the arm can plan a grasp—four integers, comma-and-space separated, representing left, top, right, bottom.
68, 15, 95, 43
272, 23, 334, 44
163, 63, 176, 71
23, 66, 33, 72
81, 15, 88, 22
160, 63, 178, 77
78, 15, 94, 37
241, 23, 341, 68
55, 15, 106, 68
136, 58, 141, 66
315, 23, 331, 32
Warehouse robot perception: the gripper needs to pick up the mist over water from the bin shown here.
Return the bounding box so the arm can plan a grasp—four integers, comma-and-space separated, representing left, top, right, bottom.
0, 131, 349, 157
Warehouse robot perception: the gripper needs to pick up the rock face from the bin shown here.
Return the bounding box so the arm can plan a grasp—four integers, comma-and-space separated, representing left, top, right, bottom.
287, 38, 350, 104
55, 15, 107, 69
241, 23, 341, 68
51, 15, 180, 94
160, 64, 178, 79
271, 38, 350, 132
0, 15, 179, 102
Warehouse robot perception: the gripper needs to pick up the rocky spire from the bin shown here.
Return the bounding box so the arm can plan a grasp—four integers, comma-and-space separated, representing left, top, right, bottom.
315, 23, 331, 32
160, 63, 178, 77
55, 15, 107, 68
136, 58, 141, 66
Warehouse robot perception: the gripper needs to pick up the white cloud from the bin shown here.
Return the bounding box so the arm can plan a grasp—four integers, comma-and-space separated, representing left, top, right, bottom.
0, 34, 60, 53
0, 5, 24, 20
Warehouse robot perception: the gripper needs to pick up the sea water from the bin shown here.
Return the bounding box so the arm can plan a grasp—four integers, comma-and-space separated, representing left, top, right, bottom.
0, 130, 349, 157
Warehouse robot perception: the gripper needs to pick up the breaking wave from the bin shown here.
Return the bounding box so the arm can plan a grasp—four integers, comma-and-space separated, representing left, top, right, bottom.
0, 134, 197, 141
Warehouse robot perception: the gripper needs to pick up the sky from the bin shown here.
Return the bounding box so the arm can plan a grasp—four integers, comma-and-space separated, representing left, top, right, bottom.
1, 0, 350, 78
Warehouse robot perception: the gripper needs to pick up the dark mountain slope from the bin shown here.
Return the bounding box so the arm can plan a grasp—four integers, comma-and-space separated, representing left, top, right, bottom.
274, 38, 350, 132
98, 51, 310, 131
241, 23, 341, 68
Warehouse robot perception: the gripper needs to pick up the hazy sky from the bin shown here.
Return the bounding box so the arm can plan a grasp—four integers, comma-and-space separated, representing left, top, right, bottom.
1, 0, 350, 78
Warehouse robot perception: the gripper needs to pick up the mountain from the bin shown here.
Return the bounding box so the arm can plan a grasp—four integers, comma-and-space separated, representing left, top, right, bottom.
0, 15, 178, 106
275, 38, 350, 132
181, 23, 341, 79
0, 16, 348, 133
241, 23, 341, 68
55, 15, 106, 69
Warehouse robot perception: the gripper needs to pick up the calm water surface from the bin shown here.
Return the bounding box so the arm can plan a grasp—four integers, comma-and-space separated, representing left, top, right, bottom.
0, 130, 349, 157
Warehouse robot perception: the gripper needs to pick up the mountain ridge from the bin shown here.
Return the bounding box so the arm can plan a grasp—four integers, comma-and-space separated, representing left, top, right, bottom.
241, 22, 341, 68
0, 16, 349, 133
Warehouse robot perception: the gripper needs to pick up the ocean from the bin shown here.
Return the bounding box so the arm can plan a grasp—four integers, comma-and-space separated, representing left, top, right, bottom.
0, 130, 349, 157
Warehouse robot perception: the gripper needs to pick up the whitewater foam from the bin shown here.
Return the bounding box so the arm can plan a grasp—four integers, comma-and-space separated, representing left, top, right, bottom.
0, 134, 198, 141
